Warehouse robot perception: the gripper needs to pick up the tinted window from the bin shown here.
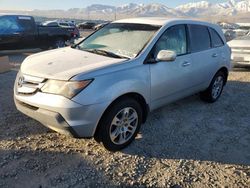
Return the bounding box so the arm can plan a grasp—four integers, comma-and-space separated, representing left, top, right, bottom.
153, 24, 187, 57
209, 28, 224, 48
189, 25, 211, 52
0, 16, 21, 34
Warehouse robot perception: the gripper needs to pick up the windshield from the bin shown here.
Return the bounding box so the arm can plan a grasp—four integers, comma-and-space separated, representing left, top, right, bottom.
77, 23, 160, 59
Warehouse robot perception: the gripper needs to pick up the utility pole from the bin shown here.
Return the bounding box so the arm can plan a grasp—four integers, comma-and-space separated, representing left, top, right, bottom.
246, 0, 249, 12
114, 7, 117, 20
87, 10, 90, 20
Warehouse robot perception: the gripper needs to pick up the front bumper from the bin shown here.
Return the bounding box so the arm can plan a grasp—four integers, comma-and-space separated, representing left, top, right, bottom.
231, 60, 250, 67
14, 91, 109, 138
15, 98, 79, 137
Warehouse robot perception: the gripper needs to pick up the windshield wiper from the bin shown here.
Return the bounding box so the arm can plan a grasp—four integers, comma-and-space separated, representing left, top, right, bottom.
84, 49, 130, 59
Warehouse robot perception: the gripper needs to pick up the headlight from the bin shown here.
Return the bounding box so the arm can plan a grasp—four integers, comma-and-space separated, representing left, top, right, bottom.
41, 79, 93, 98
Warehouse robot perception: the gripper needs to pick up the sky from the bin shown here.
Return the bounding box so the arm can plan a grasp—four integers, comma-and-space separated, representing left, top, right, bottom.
0, 0, 227, 10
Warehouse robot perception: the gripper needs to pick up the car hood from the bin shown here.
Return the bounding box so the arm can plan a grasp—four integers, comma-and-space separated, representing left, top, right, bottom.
21, 47, 127, 80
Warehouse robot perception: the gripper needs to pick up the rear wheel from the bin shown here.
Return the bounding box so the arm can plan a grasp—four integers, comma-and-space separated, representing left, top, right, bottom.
200, 71, 226, 103
95, 98, 142, 151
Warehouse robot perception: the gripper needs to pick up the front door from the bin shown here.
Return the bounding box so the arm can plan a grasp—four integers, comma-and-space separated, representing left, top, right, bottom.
0, 16, 23, 50
149, 24, 195, 110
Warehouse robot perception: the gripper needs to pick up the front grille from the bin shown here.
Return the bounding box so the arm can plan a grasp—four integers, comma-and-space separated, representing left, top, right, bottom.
16, 74, 46, 95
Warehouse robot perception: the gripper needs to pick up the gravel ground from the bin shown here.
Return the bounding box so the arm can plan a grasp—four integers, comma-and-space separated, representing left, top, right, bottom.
0, 51, 250, 187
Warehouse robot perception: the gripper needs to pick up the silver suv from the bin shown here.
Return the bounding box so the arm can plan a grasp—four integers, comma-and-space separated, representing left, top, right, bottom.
14, 18, 231, 151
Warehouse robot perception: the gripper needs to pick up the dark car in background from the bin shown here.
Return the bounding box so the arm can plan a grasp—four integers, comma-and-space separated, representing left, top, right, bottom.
77, 21, 96, 30
0, 15, 73, 51
42, 20, 80, 38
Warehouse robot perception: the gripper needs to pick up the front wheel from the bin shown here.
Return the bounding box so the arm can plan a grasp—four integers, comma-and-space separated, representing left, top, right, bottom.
95, 98, 143, 151
53, 38, 66, 48
200, 71, 226, 103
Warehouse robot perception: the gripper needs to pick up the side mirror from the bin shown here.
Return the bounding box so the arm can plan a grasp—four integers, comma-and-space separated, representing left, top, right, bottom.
156, 50, 177, 62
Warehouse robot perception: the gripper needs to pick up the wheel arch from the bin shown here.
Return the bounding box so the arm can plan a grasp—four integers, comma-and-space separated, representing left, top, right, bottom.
217, 67, 229, 85
94, 92, 149, 137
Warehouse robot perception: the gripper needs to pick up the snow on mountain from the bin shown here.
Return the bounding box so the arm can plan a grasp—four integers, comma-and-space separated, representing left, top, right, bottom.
82, 1, 250, 18
3, 1, 250, 20
83, 3, 182, 17
175, 1, 215, 16
86, 4, 116, 14
234, 0, 250, 12
116, 3, 141, 13
176, 1, 212, 10
176, 0, 250, 16
131, 3, 181, 16
219, 0, 238, 8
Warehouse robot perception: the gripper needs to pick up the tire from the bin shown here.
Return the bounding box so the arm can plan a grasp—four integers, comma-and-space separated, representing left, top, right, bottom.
95, 98, 143, 151
53, 38, 65, 48
200, 71, 226, 103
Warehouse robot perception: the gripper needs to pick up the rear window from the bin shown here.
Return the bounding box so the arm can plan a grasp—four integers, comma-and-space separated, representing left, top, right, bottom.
209, 28, 224, 48
189, 25, 211, 53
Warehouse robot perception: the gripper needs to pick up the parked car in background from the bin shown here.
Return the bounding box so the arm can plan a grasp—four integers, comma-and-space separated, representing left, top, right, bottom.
14, 18, 231, 151
77, 21, 96, 30
228, 31, 250, 67
42, 20, 80, 38
0, 15, 73, 50
223, 29, 236, 42
234, 29, 249, 38
218, 22, 239, 30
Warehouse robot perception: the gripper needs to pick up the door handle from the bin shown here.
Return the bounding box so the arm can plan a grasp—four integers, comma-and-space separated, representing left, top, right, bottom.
182, 61, 191, 67
212, 53, 218, 58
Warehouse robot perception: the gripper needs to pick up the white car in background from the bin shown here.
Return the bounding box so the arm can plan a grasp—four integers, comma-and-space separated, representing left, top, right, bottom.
228, 31, 250, 67
234, 29, 249, 38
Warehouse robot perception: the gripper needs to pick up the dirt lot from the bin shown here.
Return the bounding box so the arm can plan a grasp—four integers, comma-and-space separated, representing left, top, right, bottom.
0, 50, 250, 187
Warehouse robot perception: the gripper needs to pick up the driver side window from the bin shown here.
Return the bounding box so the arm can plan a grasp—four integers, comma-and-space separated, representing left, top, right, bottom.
153, 25, 187, 58
0, 16, 21, 35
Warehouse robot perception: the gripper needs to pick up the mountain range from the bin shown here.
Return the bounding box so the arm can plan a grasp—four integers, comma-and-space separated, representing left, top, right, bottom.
1, 0, 250, 21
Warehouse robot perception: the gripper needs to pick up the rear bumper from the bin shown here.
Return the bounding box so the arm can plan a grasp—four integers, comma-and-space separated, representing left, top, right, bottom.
231, 60, 250, 68
14, 91, 110, 138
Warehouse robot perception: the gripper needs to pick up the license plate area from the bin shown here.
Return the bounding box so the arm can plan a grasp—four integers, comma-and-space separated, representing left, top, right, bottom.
233, 56, 244, 61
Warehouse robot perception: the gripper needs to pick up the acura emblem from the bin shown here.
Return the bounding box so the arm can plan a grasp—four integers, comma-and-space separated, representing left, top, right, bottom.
18, 76, 24, 87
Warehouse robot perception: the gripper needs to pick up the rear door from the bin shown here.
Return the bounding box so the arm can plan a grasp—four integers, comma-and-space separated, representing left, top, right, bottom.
0, 16, 23, 50
188, 24, 220, 88
208, 27, 226, 69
